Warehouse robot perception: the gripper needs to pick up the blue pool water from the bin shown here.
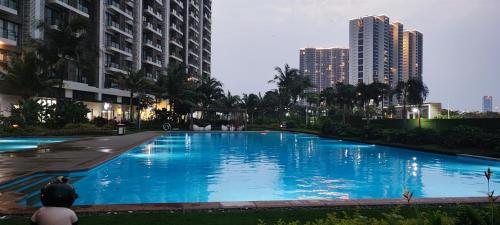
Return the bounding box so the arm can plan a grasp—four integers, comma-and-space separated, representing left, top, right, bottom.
65, 132, 499, 205
0, 137, 73, 153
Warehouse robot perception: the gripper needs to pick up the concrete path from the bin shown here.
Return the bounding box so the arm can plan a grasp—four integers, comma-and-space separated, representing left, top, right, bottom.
0, 131, 163, 185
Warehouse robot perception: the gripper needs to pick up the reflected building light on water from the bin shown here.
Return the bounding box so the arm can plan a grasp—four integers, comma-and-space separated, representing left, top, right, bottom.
185, 136, 192, 151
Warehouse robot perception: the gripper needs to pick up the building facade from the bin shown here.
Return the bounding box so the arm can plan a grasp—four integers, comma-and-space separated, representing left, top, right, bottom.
349, 15, 423, 88
402, 30, 423, 81
349, 15, 391, 85
483, 96, 493, 112
0, 0, 212, 120
299, 48, 349, 93
389, 22, 403, 87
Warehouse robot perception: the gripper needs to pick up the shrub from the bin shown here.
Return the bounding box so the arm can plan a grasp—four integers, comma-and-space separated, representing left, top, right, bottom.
9, 99, 43, 127
92, 117, 108, 127
44, 100, 90, 128
258, 209, 458, 225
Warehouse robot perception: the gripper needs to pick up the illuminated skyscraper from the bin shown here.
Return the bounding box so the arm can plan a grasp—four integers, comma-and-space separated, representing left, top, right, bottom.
300, 48, 349, 93
402, 30, 423, 81
349, 15, 423, 87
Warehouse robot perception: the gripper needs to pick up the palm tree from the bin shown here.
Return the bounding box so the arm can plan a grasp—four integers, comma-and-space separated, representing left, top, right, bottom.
355, 82, 371, 121
269, 64, 312, 119
197, 74, 224, 108
334, 83, 357, 124
368, 82, 391, 118
36, 17, 95, 98
0, 51, 58, 99
119, 69, 151, 122
394, 81, 410, 119
220, 91, 241, 108
407, 78, 429, 128
150, 73, 168, 109
242, 93, 260, 124
320, 87, 336, 108
163, 64, 198, 121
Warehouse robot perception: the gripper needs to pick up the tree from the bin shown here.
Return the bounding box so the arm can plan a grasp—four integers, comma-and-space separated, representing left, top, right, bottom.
355, 82, 371, 121
242, 93, 260, 124
36, 17, 95, 98
0, 51, 58, 99
220, 91, 241, 108
119, 69, 151, 122
269, 64, 312, 119
163, 64, 198, 123
407, 78, 429, 128
369, 82, 392, 118
334, 83, 356, 124
394, 81, 411, 119
150, 74, 168, 109
197, 74, 224, 108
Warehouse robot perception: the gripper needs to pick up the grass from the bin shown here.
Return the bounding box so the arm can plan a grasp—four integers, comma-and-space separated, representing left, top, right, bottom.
0, 205, 494, 225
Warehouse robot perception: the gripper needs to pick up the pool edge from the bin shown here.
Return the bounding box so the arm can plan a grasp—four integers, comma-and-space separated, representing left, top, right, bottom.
0, 197, 492, 215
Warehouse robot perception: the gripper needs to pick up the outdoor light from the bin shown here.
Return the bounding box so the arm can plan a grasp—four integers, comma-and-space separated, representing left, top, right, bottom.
104, 102, 111, 111
412, 108, 419, 113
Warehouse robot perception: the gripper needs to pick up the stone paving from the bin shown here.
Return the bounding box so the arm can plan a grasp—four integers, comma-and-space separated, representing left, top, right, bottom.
0, 131, 163, 184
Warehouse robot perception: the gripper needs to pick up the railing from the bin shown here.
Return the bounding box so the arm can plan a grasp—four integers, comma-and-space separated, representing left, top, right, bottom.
0, 0, 17, 10
0, 27, 17, 41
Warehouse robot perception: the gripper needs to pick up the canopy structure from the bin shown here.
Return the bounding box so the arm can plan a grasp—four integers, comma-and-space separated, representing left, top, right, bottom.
189, 107, 248, 131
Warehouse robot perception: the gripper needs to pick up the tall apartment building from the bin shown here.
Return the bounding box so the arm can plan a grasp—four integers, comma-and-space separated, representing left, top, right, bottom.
0, 0, 212, 120
349, 15, 391, 85
349, 15, 423, 88
299, 48, 349, 93
402, 30, 423, 81
390, 22, 403, 87
483, 96, 493, 112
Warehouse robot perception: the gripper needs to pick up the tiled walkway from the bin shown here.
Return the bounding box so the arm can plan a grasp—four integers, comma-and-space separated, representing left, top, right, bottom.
0, 131, 163, 185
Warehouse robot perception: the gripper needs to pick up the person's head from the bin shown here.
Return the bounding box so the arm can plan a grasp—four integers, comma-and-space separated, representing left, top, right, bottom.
40, 176, 79, 208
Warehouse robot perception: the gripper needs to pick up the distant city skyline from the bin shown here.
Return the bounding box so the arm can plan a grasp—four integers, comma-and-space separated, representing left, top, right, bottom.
212, 0, 500, 112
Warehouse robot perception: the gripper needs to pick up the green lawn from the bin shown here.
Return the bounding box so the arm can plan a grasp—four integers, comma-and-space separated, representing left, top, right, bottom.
1, 205, 496, 225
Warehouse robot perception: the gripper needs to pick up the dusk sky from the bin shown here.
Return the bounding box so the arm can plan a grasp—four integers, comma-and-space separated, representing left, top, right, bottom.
212, 0, 500, 112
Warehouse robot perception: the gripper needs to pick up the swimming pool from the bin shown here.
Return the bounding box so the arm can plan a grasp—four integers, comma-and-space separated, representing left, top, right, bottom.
0, 137, 73, 153
23, 132, 500, 205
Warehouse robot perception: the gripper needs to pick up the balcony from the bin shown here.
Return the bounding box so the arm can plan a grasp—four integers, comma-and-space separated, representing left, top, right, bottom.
143, 39, 163, 52
172, 0, 183, 8
170, 53, 183, 63
0, 0, 18, 15
107, 21, 133, 39
106, 41, 133, 57
143, 56, 162, 68
106, 0, 134, 20
190, 0, 199, 9
105, 62, 128, 75
188, 63, 199, 70
189, 38, 199, 46
204, 2, 211, 12
143, 22, 163, 36
48, 0, 89, 18
189, 25, 199, 34
171, 9, 184, 22
145, 5, 163, 21
189, 12, 200, 23
170, 38, 183, 49
188, 50, 199, 57
171, 23, 183, 35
